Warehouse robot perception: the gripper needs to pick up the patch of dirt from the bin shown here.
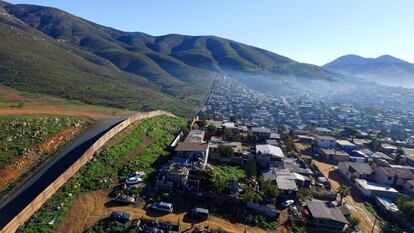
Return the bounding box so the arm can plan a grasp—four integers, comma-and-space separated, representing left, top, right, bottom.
0, 107, 116, 121
313, 160, 381, 233
57, 188, 288, 233
0, 126, 83, 192
0, 87, 24, 102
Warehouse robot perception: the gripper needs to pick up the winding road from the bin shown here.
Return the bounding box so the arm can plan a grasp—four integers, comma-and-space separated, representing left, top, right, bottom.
0, 116, 127, 230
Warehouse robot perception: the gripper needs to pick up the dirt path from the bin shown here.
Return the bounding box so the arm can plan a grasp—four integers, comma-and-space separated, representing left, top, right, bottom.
0, 107, 117, 121
57, 189, 288, 233
313, 160, 380, 233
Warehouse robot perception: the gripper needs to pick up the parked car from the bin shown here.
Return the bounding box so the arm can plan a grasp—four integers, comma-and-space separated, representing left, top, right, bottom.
110, 211, 132, 223
113, 195, 135, 204
150, 202, 173, 213
281, 200, 294, 208
125, 171, 145, 185
188, 208, 209, 220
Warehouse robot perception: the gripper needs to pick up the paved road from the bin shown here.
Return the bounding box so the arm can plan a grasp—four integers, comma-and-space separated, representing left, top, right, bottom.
0, 116, 127, 229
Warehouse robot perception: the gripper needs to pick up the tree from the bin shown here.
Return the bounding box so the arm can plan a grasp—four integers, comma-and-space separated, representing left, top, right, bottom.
218, 144, 234, 157
395, 147, 404, 164
241, 186, 262, 203
337, 185, 350, 206
297, 188, 312, 201
199, 170, 226, 193
198, 120, 207, 129
245, 159, 257, 178
347, 216, 360, 231
260, 179, 279, 198
206, 124, 217, 136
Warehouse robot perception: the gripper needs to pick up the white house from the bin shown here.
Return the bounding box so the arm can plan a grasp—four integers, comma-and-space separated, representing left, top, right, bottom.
372, 166, 414, 186
354, 179, 399, 199
338, 162, 373, 182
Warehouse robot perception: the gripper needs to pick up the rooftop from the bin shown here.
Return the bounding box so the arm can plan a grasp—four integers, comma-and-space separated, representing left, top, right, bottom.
175, 142, 209, 152
256, 144, 284, 158
342, 162, 373, 175
306, 200, 349, 224
355, 179, 398, 193
252, 127, 271, 133
336, 140, 356, 147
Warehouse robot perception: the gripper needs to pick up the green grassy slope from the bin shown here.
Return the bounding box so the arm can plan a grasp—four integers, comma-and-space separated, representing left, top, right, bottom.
0, 5, 195, 116
3, 3, 346, 95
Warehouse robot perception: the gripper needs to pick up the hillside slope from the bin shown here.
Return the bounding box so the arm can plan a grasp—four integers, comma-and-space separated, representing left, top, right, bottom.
3, 3, 346, 95
0, 4, 194, 116
324, 55, 414, 88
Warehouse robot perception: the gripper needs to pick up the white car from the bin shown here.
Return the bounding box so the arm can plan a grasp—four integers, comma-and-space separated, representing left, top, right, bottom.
281, 200, 294, 208
125, 171, 145, 185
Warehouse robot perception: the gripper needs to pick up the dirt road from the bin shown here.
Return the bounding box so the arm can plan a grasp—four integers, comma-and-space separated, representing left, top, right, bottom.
313, 160, 381, 233
57, 189, 289, 233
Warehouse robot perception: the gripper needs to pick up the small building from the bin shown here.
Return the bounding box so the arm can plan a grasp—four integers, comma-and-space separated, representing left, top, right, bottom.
318, 148, 349, 163
372, 166, 414, 186
316, 135, 336, 148
313, 127, 333, 135
252, 127, 272, 140
338, 162, 373, 182
158, 164, 190, 189
336, 140, 357, 152
222, 122, 236, 130
175, 142, 209, 169
276, 177, 298, 197
375, 196, 399, 214
304, 200, 349, 231
403, 179, 414, 194
354, 179, 399, 199
256, 144, 284, 168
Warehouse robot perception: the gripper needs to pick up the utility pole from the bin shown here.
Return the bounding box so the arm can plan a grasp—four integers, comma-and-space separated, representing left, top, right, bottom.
371, 216, 378, 233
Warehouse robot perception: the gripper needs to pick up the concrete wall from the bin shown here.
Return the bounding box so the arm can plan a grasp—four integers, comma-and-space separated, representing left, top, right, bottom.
1, 111, 172, 233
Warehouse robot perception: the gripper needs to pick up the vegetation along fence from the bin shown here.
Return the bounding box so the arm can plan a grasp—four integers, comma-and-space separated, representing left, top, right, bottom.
1, 110, 173, 233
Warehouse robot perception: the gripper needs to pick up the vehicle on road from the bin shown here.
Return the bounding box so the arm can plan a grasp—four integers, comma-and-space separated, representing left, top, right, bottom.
113, 195, 135, 204
110, 211, 132, 223
188, 208, 209, 220
281, 200, 295, 208
150, 202, 173, 213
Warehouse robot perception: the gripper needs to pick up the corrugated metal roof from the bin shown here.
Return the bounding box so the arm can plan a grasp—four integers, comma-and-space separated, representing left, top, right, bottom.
306, 200, 349, 224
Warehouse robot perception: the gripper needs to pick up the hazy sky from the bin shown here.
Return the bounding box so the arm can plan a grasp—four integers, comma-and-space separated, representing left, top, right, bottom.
6, 0, 414, 65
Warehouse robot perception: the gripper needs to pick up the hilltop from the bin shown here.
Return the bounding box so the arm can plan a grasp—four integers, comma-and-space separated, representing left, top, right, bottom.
324, 55, 414, 88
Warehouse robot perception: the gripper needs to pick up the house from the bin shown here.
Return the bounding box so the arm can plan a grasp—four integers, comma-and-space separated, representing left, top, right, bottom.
296, 134, 314, 144
381, 144, 398, 154
276, 177, 298, 197
354, 179, 399, 199
185, 129, 205, 143
222, 122, 236, 130
374, 196, 399, 214
313, 127, 333, 135
175, 142, 209, 169
318, 148, 349, 163
252, 127, 272, 140
262, 168, 309, 188
316, 135, 336, 148
372, 166, 414, 186
338, 162, 373, 182
255, 144, 284, 168
157, 164, 190, 189
336, 139, 357, 152
303, 200, 349, 231
403, 179, 414, 194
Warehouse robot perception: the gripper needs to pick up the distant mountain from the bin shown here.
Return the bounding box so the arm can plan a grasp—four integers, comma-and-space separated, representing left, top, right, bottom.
324, 55, 414, 88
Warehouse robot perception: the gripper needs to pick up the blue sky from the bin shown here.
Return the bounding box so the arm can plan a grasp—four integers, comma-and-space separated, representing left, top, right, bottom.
6, 0, 414, 65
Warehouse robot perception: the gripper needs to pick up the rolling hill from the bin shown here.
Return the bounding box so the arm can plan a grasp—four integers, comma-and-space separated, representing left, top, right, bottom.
1, 1, 396, 114
324, 55, 414, 88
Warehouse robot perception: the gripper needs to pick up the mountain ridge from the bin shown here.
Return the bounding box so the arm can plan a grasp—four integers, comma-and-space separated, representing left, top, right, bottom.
324, 54, 414, 87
